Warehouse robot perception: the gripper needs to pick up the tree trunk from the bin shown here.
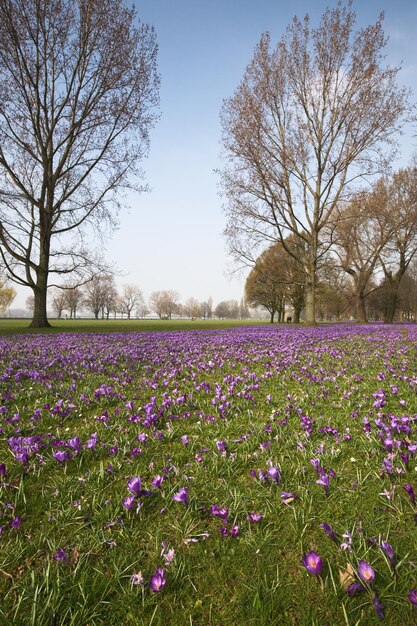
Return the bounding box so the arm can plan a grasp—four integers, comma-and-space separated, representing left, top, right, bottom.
304, 266, 316, 324
303, 233, 317, 324
355, 292, 368, 323
384, 277, 401, 323
270, 310, 275, 323
293, 305, 302, 324
30, 283, 50, 328
30, 246, 50, 328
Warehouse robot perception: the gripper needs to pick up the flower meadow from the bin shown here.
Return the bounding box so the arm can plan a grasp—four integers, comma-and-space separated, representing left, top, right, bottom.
1, 324, 417, 625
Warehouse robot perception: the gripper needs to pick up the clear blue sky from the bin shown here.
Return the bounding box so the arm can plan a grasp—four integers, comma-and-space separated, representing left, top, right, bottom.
12, 0, 417, 310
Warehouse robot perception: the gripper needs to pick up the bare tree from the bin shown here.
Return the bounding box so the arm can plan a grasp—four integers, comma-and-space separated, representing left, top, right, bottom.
220, 1, 411, 324
184, 297, 201, 319
150, 290, 179, 319
64, 285, 83, 319
315, 256, 350, 321
332, 184, 392, 322
83, 274, 116, 320
50, 288, 67, 319
214, 300, 239, 319
378, 167, 417, 323
118, 284, 144, 320
0, 0, 159, 328
201, 297, 214, 319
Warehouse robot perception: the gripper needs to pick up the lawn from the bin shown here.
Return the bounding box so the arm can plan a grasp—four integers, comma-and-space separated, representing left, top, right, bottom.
0, 318, 266, 336
0, 323, 416, 625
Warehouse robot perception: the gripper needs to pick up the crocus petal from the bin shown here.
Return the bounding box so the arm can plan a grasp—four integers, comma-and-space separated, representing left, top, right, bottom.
357, 560, 375, 584
302, 551, 323, 576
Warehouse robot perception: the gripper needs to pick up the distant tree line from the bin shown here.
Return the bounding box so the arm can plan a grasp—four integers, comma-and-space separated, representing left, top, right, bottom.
21, 278, 251, 321
245, 166, 417, 323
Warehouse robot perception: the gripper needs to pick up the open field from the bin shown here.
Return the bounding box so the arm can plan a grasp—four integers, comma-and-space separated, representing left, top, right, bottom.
1, 323, 417, 625
0, 318, 268, 336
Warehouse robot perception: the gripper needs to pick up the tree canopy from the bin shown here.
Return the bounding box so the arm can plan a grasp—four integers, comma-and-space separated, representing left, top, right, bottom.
220, 0, 412, 324
0, 0, 159, 327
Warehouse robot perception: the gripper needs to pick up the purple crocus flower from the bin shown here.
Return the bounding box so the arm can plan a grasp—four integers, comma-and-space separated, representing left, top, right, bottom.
380, 540, 395, 572
210, 504, 229, 522
267, 466, 280, 483
409, 589, 417, 605
248, 512, 262, 523
404, 483, 415, 504
53, 548, 68, 562
9, 516, 21, 529
281, 492, 297, 504
216, 440, 227, 454
149, 567, 166, 593
347, 582, 365, 596
127, 476, 142, 497
172, 487, 189, 507
67, 437, 81, 454
302, 551, 323, 576
320, 522, 337, 542
180, 435, 189, 446
151, 474, 165, 489
357, 560, 375, 584
373, 595, 384, 620
316, 474, 330, 495
53, 450, 69, 464
310, 458, 320, 474
131, 571, 145, 585
162, 548, 175, 566
230, 525, 240, 537
122, 495, 135, 510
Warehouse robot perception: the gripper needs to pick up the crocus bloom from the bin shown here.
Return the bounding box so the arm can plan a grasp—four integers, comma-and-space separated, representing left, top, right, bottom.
281, 492, 297, 504
404, 483, 415, 504
302, 551, 323, 576
151, 474, 165, 489
409, 589, 417, 605
127, 476, 142, 496
320, 522, 337, 542
53, 450, 69, 464
67, 437, 81, 453
357, 560, 375, 584
373, 595, 384, 620
380, 540, 395, 572
347, 582, 365, 596
149, 567, 166, 593
248, 512, 262, 523
162, 548, 175, 566
9, 516, 21, 529
267, 466, 280, 483
216, 440, 227, 454
180, 435, 189, 446
172, 487, 188, 506
131, 571, 145, 585
122, 495, 135, 510
53, 548, 68, 561
210, 504, 229, 522
316, 474, 330, 495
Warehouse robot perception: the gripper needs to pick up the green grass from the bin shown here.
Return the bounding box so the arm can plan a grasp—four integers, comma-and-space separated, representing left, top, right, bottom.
0, 324, 417, 625
0, 317, 269, 335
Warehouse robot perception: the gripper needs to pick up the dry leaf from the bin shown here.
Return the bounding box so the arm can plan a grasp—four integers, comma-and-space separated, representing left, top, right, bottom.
339, 563, 355, 590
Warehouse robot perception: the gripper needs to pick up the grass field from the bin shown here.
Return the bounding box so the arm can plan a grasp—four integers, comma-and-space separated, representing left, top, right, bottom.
1, 322, 417, 625
0, 318, 267, 335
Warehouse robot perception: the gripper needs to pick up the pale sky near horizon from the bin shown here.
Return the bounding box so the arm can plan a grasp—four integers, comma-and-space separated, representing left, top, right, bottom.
10, 0, 417, 311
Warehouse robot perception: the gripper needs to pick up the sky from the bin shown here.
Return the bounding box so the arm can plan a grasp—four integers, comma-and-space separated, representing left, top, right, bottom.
10, 0, 417, 311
